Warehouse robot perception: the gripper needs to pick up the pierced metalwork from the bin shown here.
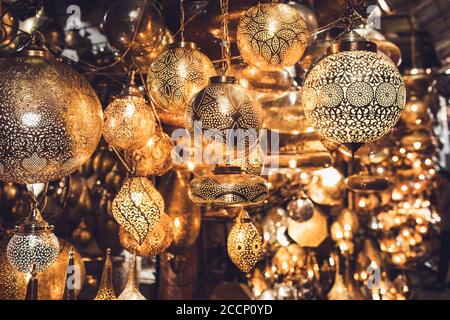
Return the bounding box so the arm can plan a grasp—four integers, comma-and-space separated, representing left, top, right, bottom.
189, 171, 269, 206
119, 213, 173, 257
112, 177, 165, 245
237, 3, 308, 71
185, 76, 262, 153
0, 55, 103, 184
227, 210, 262, 273
147, 42, 216, 117
103, 94, 156, 151
124, 130, 174, 176
302, 50, 405, 145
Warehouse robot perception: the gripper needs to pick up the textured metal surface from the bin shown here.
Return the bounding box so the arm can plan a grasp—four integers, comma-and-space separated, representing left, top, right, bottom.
303, 50, 405, 144
186, 80, 262, 150
103, 95, 155, 151
0, 55, 103, 184
237, 3, 308, 71
112, 177, 164, 245
119, 213, 173, 257
147, 45, 216, 116
7, 230, 59, 273
227, 212, 262, 273
189, 173, 269, 206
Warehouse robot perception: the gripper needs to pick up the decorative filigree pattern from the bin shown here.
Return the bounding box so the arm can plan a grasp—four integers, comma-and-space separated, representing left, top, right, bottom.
302, 50, 406, 144
124, 130, 174, 176
103, 95, 155, 151
237, 3, 308, 71
7, 230, 59, 274
147, 45, 216, 115
0, 56, 103, 184
227, 212, 262, 273
189, 173, 269, 206
112, 177, 165, 244
185, 79, 262, 153
119, 213, 173, 257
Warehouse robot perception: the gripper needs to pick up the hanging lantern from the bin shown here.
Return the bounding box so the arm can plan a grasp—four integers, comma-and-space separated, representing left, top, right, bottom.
103, 74, 156, 151
302, 32, 406, 152
185, 76, 262, 158
7, 206, 59, 274
117, 254, 146, 300
286, 191, 314, 223
94, 249, 116, 300
147, 42, 216, 127
119, 213, 173, 257
189, 166, 269, 206
0, 34, 103, 184
237, 3, 308, 71
227, 210, 262, 273
125, 129, 174, 176
103, 0, 164, 55
112, 177, 165, 245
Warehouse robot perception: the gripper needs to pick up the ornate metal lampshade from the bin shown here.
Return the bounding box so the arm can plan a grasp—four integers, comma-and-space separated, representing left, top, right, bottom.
185, 76, 262, 159
147, 41, 216, 127
227, 210, 262, 273
302, 32, 406, 152
7, 206, 59, 274
103, 76, 156, 151
0, 35, 103, 184
189, 166, 269, 207
237, 3, 308, 71
112, 177, 165, 245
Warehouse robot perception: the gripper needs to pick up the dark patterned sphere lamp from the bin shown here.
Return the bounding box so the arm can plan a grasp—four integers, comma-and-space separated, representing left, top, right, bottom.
303, 29, 406, 157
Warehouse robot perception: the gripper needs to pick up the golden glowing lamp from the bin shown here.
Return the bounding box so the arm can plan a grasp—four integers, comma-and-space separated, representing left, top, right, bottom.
103, 75, 156, 151
237, 3, 308, 71
119, 213, 173, 257
147, 42, 216, 127
112, 177, 165, 245
227, 210, 262, 273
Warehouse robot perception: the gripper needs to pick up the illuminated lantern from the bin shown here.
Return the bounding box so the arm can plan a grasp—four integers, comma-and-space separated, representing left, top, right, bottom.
237, 3, 308, 71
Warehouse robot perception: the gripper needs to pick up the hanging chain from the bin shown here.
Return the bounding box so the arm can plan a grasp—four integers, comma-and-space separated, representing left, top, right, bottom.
220, 0, 231, 76
180, 0, 185, 42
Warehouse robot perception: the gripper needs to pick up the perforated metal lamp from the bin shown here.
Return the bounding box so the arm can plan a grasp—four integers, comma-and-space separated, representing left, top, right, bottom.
302, 31, 406, 154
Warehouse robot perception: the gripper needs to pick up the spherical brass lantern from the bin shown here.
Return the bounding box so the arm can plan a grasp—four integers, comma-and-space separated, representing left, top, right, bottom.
237, 3, 308, 71
103, 76, 156, 151
185, 76, 262, 156
112, 177, 165, 245
227, 210, 262, 273
147, 42, 216, 127
0, 36, 103, 184
7, 207, 59, 274
302, 32, 405, 151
